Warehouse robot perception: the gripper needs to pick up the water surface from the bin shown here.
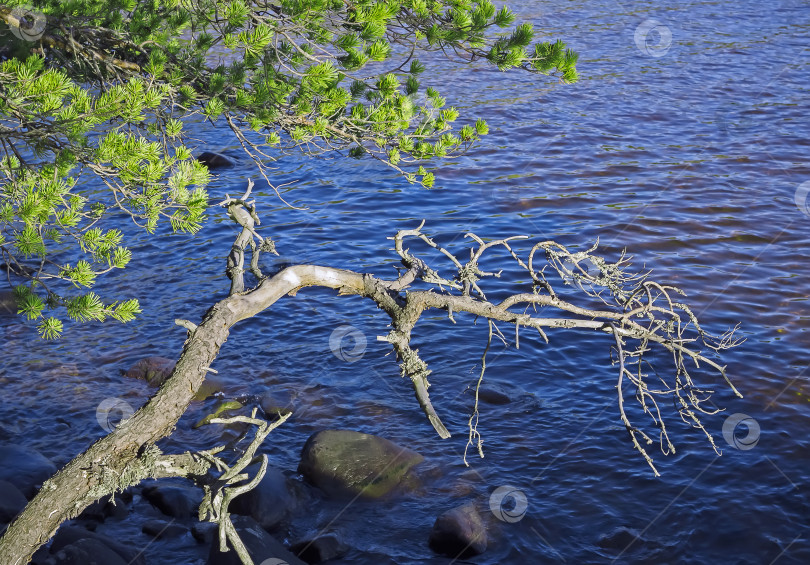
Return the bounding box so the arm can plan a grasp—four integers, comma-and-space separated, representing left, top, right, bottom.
2, 1, 809, 563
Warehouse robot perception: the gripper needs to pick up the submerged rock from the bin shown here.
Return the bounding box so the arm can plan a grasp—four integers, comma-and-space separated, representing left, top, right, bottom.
0, 444, 57, 499
291, 533, 349, 564
0, 263, 34, 276
259, 389, 295, 418
428, 503, 488, 557
192, 522, 219, 545
78, 493, 129, 522
124, 357, 175, 386
142, 483, 202, 518
207, 515, 306, 565
142, 519, 188, 539
193, 399, 244, 429
0, 479, 27, 523
195, 376, 227, 401
298, 429, 424, 499
230, 464, 297, 532
197, 151, 235, 169
598, 525, 642, 550
0, 289, 17, 316
50, 538, 129, 565
42, 525, 146, 565
476, 385, 512, 405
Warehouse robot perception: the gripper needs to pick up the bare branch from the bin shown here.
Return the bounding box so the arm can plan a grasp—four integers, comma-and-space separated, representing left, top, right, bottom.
0, 209, 741, 563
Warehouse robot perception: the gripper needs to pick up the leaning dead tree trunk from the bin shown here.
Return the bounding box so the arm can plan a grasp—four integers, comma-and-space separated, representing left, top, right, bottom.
0, 182, 742, 564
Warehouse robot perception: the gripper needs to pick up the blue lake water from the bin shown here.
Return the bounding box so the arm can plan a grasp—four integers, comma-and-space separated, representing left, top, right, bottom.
1, 0, 809, 563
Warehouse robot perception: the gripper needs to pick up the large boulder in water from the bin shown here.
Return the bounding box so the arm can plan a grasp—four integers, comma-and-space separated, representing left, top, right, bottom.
428, 503, 488, 557
298, 430, 423, 499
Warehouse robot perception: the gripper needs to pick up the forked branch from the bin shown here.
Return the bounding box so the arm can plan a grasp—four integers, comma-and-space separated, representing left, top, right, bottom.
0, 192, 742, 564
380, 223, 743, 475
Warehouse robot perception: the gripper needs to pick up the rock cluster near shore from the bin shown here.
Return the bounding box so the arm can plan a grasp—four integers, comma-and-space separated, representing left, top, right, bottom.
0, 357, 523, 562
0, 423, 501, 564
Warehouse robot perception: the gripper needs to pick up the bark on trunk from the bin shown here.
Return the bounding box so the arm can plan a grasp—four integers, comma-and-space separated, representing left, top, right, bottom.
0, 265, 364, 564
0, 227, 740, 562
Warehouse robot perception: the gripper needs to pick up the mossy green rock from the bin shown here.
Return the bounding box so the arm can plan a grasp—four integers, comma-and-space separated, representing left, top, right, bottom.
193, 400, 243, 429
298, 430, 424, 499
193, 376, 226, 401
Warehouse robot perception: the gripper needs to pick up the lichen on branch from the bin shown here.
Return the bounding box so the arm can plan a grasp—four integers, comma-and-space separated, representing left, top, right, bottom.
0, 192, 741, 564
